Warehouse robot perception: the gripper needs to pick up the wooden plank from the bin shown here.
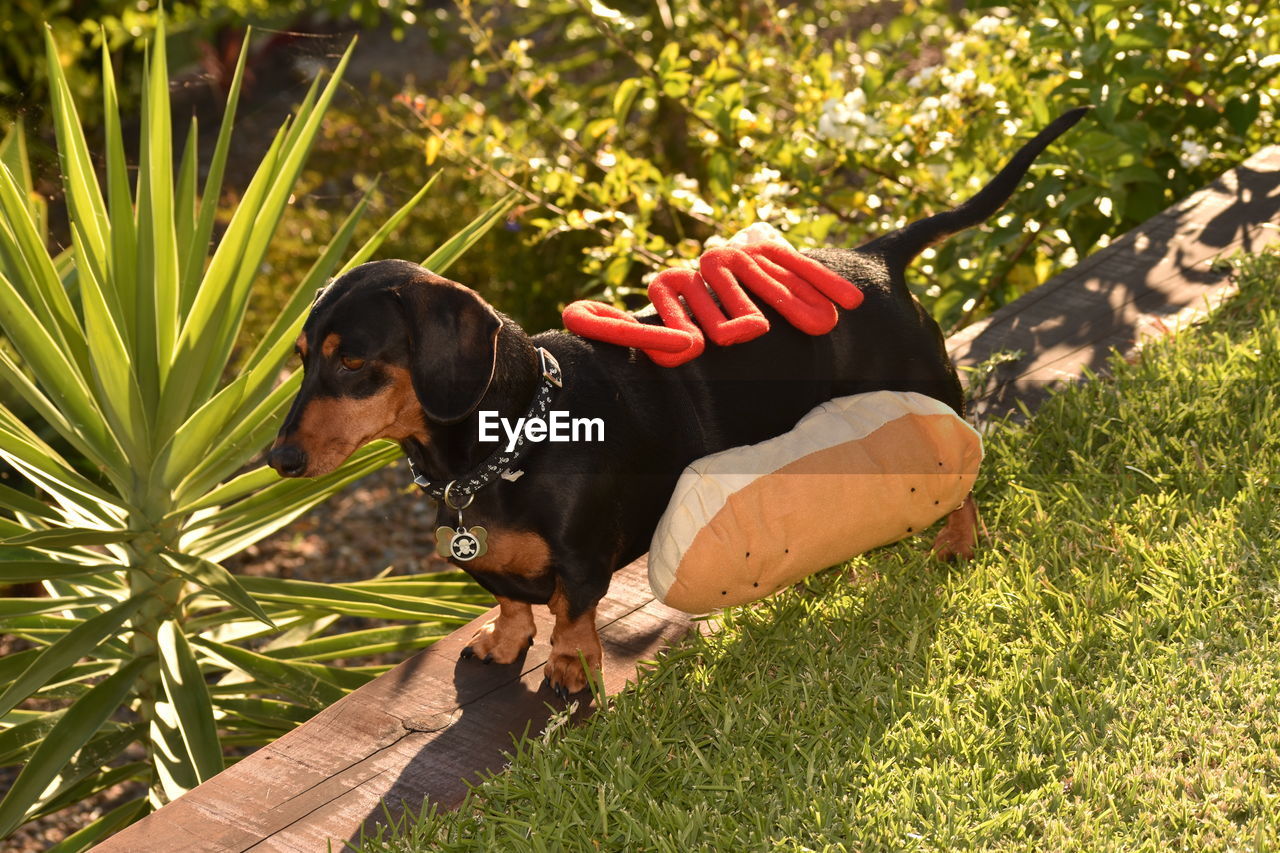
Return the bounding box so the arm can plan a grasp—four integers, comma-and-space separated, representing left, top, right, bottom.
93, 147, 1280, 852
950, 145, 1280, 419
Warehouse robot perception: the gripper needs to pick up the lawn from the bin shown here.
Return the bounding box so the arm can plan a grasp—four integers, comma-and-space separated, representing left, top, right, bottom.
361, 251, 1280, 852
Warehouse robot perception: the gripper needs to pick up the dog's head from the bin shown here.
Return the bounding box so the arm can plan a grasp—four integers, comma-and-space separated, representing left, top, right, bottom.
268, 259, 501, 478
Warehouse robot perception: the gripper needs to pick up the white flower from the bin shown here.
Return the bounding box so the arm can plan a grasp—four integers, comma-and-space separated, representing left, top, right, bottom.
673, 173, 697, 191
1218, 23, 1239, 38
671, 178, 714, 216
1179, 139, 1209, 168
948, 68, 977, 92
907, 66, 938, 89
1167, 48, 1192, 61
817, 113, 848, 144
977, 81, 997, 98
971, 14, 1006, 35
816, 90, 876, 145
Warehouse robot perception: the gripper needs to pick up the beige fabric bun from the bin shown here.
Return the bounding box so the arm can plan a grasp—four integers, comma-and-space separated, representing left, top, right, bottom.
649, 391, 982, 613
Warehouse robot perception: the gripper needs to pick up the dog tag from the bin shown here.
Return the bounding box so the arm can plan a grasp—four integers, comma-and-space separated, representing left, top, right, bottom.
435, 525, 488, 561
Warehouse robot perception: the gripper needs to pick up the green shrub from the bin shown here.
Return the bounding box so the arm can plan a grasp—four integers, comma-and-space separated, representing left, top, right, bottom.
0, 0, 428, 126
0, 20, 508, 848
406, 0, 1280, 330
241, 100, 578, 345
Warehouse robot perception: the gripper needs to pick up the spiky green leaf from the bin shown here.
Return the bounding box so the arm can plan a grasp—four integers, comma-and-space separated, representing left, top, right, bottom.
0, 595, 147, 719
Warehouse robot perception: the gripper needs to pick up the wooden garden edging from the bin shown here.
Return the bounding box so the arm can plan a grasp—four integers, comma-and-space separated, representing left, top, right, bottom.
95, 146, 1280, 852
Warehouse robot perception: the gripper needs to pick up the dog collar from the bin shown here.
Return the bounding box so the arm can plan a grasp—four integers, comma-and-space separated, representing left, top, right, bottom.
408, 347, 563, 504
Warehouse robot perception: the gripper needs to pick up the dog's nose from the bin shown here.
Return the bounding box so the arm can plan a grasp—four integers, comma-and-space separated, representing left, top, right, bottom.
268, 444, 308, 477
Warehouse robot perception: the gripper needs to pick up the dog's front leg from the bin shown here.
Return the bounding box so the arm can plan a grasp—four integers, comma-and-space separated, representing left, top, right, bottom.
543, 583, 603, 700
462, 596, 536, 664
931, 493, 981, 561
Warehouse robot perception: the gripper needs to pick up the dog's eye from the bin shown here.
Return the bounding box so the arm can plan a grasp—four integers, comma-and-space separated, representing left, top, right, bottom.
340, 356, 366, 372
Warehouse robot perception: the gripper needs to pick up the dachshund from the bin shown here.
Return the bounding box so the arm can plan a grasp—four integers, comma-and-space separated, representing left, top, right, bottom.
268, 108, 1087, 697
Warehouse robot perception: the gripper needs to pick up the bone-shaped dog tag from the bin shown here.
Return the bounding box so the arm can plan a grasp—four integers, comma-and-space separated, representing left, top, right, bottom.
436, 525, 487, 562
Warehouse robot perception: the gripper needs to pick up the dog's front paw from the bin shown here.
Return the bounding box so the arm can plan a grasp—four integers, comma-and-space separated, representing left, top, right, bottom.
461, 609, 535, 664
542, 650, 601, 700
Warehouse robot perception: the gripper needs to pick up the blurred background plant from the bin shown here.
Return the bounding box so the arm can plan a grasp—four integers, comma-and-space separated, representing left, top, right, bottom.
390, 0, 1280, 331
0, 19, 504, 849
17, 0, 1277, 359
0, 0, 426, 127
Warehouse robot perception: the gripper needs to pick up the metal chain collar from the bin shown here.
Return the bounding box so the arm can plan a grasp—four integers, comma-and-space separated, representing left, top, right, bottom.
409, 347, 563, 503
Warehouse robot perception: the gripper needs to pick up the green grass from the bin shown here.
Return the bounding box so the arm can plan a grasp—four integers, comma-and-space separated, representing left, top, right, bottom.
359, 251, 1280, 852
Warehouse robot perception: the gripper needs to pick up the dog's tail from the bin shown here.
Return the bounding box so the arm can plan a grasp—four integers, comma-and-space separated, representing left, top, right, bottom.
859, 107, 1090, 267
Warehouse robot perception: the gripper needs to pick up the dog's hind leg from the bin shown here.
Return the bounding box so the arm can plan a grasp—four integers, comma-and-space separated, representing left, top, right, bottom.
462, 596, 536, 664
932, 493, 982, 561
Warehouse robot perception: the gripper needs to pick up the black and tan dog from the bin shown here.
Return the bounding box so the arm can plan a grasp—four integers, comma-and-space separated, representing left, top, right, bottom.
269, 108, 1086, 697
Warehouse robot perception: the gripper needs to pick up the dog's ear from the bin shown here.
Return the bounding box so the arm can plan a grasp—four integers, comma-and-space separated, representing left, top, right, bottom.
394, 278, 502, 424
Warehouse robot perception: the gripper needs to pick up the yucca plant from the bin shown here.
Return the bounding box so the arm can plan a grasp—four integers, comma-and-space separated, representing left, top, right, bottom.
0, 20, 511, 849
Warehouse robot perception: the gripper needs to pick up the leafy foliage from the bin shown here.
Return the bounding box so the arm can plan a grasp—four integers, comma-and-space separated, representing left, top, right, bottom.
403, 0, 1280, 331
0, 19, 506, 848
0, 0, 428, 124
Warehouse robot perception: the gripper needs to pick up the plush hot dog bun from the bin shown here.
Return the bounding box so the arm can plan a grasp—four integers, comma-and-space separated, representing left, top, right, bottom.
649, 391, 983, 613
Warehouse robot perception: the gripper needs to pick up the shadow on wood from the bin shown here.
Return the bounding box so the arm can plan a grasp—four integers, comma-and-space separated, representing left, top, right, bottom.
949, 145, 1280, 421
